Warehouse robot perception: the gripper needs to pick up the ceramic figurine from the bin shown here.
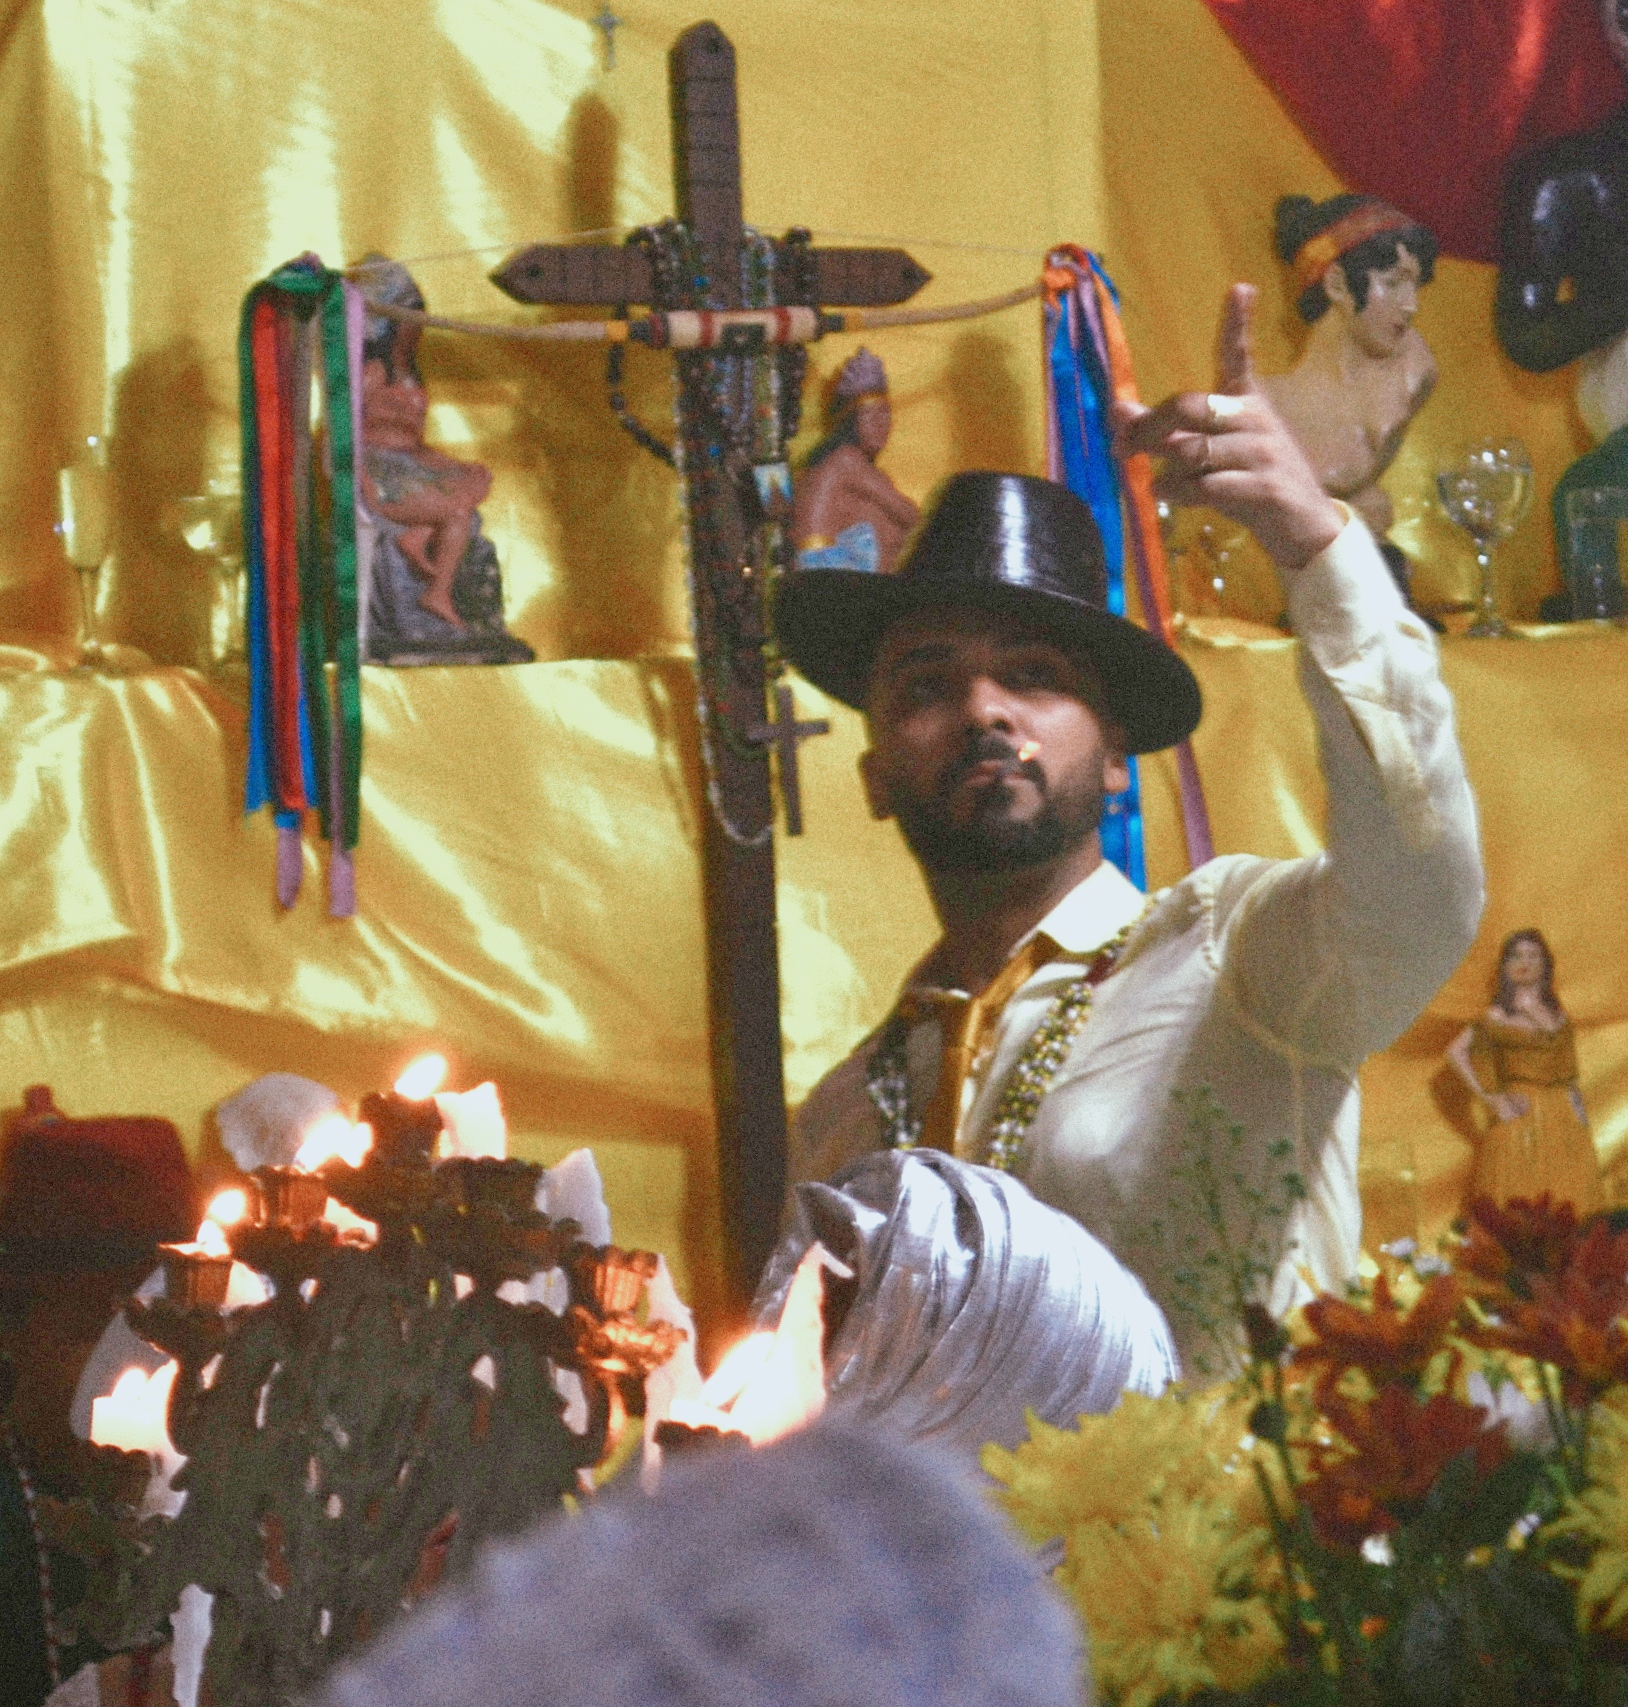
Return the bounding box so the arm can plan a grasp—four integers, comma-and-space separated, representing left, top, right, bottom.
355, 256, 533, 665
1498, 1, 1628, 619
1263, 194, 1439, 605
792, 348, 919, 576
1446, 929, 1604, 1214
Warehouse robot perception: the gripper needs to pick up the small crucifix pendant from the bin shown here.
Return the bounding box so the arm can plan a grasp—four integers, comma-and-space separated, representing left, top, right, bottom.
748, 684, 831, 837
591, 4, 624, 70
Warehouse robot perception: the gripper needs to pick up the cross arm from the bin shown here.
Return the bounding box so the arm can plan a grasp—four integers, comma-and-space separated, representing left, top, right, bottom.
491, 242, 931, 307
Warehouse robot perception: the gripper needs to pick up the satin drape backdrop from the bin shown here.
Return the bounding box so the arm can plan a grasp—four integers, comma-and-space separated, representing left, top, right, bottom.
1, 0, 1622, 1341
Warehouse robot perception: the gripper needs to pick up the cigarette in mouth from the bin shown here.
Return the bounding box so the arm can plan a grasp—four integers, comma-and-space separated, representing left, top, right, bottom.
1016, 741, 1042, 764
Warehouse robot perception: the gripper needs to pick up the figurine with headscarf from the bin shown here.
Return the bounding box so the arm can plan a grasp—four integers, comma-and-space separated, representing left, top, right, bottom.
792, 348, 920, 576
354, 255, 534, 665
1262, 195, 1440, 590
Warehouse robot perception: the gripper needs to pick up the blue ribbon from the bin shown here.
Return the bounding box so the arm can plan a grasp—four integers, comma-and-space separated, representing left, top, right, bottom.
1046, 258, 1146, 889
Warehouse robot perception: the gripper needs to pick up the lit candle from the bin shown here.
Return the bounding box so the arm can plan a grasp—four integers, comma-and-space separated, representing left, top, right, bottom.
158, 1221, 235, 1310
90, 1362, 179, 1458
360, 1053, 447, 1164
434, 1082, 508, 1161
253, 1168, 329, 1236
708, 1245, 829, 1446
205, 1188, 249, 1230
292, 1112, 372, 1172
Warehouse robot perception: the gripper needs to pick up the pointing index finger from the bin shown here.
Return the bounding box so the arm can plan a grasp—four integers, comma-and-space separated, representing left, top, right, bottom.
1216, 282, 1259, 397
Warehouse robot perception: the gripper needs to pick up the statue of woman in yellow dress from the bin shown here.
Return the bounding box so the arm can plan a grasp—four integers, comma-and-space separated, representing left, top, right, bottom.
1446, 929, 1602, 1213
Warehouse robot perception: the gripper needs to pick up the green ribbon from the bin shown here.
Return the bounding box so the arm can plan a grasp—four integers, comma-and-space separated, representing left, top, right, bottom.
263, 259, 362, 850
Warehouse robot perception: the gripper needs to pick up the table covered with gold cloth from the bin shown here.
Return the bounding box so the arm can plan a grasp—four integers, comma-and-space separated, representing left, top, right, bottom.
2, 625, 1624, 1338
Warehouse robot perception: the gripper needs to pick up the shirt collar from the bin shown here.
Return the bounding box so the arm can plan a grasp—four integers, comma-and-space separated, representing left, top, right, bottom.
1029, 860, 1147, 956
903, 860, 1148, 995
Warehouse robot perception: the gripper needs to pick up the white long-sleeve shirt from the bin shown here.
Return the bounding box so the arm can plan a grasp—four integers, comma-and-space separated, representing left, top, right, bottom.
790, 517, 1485, 1376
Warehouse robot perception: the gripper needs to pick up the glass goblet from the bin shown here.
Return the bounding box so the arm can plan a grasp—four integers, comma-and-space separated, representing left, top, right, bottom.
1434, 439, 1534, 638
176, 483, 247, 667
55, 437, 111, 669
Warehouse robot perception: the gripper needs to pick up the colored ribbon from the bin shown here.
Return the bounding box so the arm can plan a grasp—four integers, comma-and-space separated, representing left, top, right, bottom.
1064, 249, 1215, 871
238, 256, 365, 914
1042, 249, 1148, 885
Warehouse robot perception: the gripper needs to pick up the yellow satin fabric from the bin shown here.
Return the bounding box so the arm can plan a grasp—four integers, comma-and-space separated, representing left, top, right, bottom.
0, 0, 1592, 666
3, 628, 1622, 1341
1140, 619, 1628, 1255
0, 0, 1619, 1346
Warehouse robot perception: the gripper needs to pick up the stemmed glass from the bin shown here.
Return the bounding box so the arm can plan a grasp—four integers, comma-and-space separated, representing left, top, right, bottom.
176, 481, 247, 668
1435, 439, 1534, 638
55, 435, 111, 668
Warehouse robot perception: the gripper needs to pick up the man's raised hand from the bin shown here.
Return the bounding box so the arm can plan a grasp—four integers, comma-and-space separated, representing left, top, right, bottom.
1108, 283, 1345, 574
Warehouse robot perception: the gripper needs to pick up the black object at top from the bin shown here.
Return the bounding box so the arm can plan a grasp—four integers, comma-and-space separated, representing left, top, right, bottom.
774, 472, 1202, 755
1496, 103, 1628, 373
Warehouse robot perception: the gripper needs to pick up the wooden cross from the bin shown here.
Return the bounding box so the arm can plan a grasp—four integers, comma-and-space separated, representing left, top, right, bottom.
492, 21, 928, 1312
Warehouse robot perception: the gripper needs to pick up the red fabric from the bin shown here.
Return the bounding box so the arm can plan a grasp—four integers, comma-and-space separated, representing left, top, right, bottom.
1200, 0, 1628, 262
1, 1087, 196, 1254
252, 299, 307, 812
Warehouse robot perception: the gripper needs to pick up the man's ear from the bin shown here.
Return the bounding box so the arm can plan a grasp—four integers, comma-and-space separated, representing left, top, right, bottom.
858, 748, 894, 821
1103, 743, 1131, 798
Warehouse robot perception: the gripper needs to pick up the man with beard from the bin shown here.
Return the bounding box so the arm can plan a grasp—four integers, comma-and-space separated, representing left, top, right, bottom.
772, 287, 1484, 1372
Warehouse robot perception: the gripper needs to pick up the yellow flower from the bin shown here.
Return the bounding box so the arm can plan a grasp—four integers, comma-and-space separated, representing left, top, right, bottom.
982, 1388, 1269, 1546
1056, 1501, 1283, 1707
1549, 1391, 1628, 1629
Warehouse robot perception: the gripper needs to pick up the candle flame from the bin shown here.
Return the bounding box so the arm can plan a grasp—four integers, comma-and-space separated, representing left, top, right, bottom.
293, 1113, 373, 1173
719, 1245, 828, 1445
205, 1188, 248, 1229
670, 1245, 830, 1449
90, 1361, 179, 1458
700, 1333, 775, 1409
193, 1218, 232, 1258
394, 1053, 448, 1100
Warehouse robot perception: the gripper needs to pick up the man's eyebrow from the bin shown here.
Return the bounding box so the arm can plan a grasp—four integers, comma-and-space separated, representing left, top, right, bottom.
879, 640, 958, 673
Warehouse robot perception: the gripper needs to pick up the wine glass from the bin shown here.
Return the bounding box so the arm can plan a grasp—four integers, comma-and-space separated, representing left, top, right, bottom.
176, 481, 247, 667
55, 436, 111, 668
1435, 439, 1534, 638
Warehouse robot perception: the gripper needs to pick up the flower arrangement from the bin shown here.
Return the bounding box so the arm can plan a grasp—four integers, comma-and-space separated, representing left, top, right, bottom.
985, 1096, 1628, 1707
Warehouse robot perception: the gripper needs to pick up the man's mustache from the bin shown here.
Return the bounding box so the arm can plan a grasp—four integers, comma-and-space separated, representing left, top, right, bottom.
938, 732, 1047, 798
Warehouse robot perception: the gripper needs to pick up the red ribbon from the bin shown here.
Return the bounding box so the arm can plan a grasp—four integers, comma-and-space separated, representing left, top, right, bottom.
250, 299, 308, 813
1084, 264, 1215, 869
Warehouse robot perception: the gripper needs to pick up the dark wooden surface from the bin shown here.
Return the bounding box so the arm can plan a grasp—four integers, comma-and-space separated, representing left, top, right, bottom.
486, 22, 930, 1315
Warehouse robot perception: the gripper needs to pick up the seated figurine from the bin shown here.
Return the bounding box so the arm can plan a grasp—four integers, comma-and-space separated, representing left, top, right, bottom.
792, 349, 919, 576
354, 256, 534, 666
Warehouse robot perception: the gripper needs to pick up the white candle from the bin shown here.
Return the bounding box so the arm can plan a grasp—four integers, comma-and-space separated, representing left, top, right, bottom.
90, 1363, 179, 1457
434, 1081, 508, 1160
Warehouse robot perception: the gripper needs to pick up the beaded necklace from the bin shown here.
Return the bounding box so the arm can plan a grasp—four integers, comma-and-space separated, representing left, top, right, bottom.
866, 904, 1150, 1173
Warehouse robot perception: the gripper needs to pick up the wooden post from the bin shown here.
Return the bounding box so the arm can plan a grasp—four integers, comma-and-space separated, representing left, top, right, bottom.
491, 22, 926, 1311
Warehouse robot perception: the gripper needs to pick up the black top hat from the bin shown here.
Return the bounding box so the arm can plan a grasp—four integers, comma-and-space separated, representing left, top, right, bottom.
774, 472, 1201, 754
